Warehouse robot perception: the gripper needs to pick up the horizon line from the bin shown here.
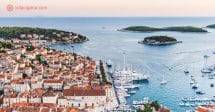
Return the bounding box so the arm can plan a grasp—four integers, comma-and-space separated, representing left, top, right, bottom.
1, 16, 215, 18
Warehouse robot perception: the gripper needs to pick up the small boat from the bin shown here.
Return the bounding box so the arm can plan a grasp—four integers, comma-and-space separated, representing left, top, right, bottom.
190, 80, 195, 84
210, 83, 214, 87
192, 83, 198, 89
212, 96, 215, 102
196, 90, 205, 95
179, 103, 185, 106
208, 75, 214, 79
106, 59, 113, 67
160, 80, 168, 85
201, 68, 212, 73
124, 94, 131, 97
184, 70, 189, 74
184, 66, 189, 74
127, 91, 136, 94
160, 74, 168, 85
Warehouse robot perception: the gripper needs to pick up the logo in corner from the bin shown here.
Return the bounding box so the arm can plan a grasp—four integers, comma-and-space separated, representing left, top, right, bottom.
7, 4, 14, 12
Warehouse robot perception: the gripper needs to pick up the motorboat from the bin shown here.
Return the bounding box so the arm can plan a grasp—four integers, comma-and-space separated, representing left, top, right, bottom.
201, 68, 212, 73
127, 90, 136, 94
106, 59, 113, 67
122, 84, 140, 89
133, 97, 149, 105
184, 70, 189, 74
196, 90, 205, 95
190, 80, 195, 84
210, 83, 214, 87
208, 74, 214, 79
192, 83, 198, 89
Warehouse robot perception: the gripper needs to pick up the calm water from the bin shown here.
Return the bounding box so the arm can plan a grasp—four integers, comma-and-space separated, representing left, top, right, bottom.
1, 17, 215, 111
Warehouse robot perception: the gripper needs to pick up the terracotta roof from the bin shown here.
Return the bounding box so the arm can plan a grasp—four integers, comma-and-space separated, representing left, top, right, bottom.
196, 107, 208, 112
0, 74, 5, 79
196, 105, 215, 112
63, 88, 105, 96
69, 108, 80, 112
0, 108, 9, 112
12, 102, 55, 108
43, 91, 57, 97
40, 108, 49, 112
15, 107, 40, 112
44, 79, 62, 83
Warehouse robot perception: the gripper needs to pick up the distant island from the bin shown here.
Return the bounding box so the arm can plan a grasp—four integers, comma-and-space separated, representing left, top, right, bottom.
0, 27, 89, 44
120, 26, 208, 33
206, 24, 215, 28
138, 36, 182, 45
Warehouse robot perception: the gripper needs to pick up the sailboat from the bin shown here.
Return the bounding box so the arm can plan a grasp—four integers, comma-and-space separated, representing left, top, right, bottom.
160, 74, 168, 85
201, 55, 212, 73
184, 64, 189, 74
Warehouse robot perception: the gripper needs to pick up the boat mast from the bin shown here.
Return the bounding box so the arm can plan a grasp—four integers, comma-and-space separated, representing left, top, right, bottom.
203, 55, 209, 69
123, 52, 126, 71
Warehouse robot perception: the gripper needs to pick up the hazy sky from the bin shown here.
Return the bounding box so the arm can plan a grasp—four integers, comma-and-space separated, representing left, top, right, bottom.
0, 0, 215, 17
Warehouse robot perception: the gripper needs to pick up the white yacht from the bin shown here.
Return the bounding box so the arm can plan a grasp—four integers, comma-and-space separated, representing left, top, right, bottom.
190, 80, 195, 84
201, 68, 212, 73
113, 52, 149, 83
127, 90, 136, 94
122, 83, 140, 89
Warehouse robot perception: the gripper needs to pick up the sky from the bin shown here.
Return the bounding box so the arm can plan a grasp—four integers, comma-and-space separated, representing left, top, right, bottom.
0, 0, 215, 17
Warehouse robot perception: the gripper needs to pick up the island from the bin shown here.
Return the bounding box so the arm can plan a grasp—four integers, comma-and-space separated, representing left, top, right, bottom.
138, 36, 182, 45
120, 26, 208, 33
0, 27, 89, 44
206, 24, 215, 28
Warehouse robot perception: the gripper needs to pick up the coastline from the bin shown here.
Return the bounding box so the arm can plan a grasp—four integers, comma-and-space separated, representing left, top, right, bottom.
138, 41, 182, 45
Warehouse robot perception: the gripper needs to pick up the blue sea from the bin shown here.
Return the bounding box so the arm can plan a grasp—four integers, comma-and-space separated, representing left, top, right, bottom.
1, 17, 215, 111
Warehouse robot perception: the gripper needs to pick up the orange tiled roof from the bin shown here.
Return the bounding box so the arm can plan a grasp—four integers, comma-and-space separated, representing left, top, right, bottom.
0, 74, 5, 79
12, 102, 55, 108
44, 79, 62, 83
196, 107, 208, 112
69, 108, 80, 112
63, 87, 105, 96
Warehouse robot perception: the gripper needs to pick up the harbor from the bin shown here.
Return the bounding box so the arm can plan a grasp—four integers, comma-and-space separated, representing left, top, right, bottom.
179, 97, 215, 107
3, 17, 215, 111
105, 53, 151, 111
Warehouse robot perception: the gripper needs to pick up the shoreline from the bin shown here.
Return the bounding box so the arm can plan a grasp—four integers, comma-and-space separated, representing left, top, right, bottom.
138, 41, 182, 45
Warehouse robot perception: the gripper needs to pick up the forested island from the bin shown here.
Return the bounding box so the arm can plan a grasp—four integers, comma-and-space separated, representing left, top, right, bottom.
138, 36, 182, 45
120, 26, 208, 33
0, 27, 89, 44
207, 24, 215, 28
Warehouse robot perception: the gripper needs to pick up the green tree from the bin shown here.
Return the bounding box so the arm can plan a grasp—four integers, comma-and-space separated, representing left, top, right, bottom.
0, 43, 2, 49
48, 86, 53, 91
22, 73, 28, 78
137, 108, 143, 112
151, 101, 160, 111
144, 103, 152, 112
